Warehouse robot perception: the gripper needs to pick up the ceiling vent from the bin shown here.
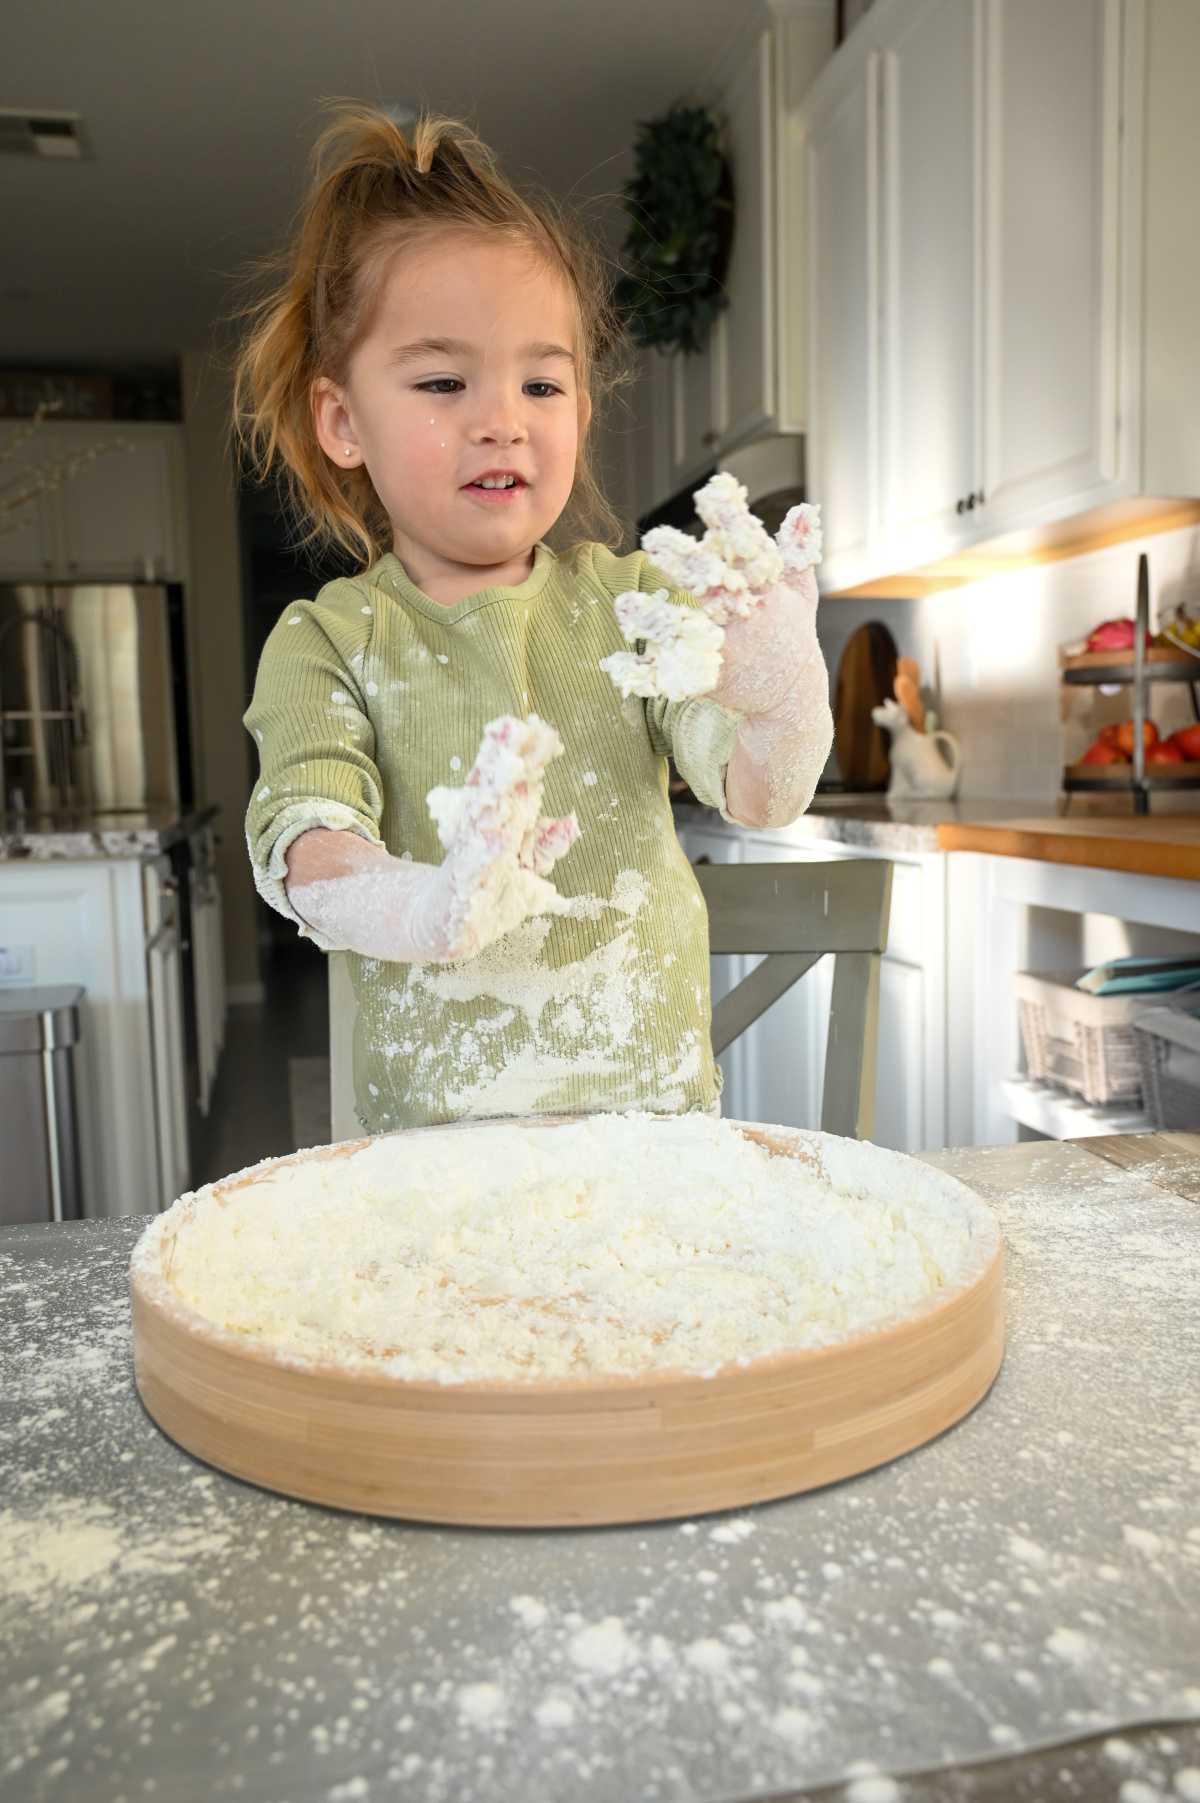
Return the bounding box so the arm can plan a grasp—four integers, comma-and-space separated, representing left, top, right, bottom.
0, 109, 89, 160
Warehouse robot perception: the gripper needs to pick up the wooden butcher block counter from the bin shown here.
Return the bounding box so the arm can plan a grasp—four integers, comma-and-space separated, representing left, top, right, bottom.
749, 793, 1200, 881
934, 806, 1200, 880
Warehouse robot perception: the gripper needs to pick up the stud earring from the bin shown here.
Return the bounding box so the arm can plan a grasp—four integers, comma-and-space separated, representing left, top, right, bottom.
344, 447, 354, 457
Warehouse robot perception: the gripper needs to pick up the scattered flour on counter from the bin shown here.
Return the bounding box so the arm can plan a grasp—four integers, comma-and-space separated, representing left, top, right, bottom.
1047, 1627, 1091, 1664
533, 1694, 576, 1728
685, 1638, 733, 1676
763, 1596, 808, 1628
510, 1596, 549, 1629
771, 1707, 814, 1745
711, 1518, 756, 1545
845, 1778, 902, 1802
1174, 1771, 1200, 1801
568, 1618, 637, 1677
456, 1682, 506, 1726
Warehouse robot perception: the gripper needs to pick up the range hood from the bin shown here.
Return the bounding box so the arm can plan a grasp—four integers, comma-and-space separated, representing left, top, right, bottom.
637, 434, 806, 544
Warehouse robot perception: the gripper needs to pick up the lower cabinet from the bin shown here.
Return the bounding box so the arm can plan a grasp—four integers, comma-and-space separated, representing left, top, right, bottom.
0, 856, 202, 1217
677, 818, 950, 1153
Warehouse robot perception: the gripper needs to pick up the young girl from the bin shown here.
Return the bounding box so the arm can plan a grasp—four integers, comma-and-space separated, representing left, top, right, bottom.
234, 102, 832, 1135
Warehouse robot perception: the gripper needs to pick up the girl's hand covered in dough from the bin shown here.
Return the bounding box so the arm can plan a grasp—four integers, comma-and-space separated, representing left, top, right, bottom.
426, 713, 580, 959
601, 474, 832, 828
286, 715, 579, 964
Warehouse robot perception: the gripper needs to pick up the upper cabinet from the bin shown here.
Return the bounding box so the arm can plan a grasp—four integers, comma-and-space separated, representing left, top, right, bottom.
803, 0, 1200, 598
635, 1, 837, 511
0, 421, 190, 584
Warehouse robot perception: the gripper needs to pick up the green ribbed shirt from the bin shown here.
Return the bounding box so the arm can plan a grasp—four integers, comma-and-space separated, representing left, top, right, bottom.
244, 538, 743, 1133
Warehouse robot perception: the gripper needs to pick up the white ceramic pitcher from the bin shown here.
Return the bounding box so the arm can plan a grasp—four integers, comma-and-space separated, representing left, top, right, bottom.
871, 698, 962, 800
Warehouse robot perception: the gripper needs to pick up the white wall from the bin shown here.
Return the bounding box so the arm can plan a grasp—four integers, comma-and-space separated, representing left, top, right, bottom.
816, 523, 1200, 799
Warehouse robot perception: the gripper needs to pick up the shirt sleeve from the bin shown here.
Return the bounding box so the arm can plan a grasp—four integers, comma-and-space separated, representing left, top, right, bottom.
243, 599, 384, 948
635, 555, 743, 821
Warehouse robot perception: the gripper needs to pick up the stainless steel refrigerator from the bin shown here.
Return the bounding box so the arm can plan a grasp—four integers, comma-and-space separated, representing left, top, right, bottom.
0, 580, 194, 816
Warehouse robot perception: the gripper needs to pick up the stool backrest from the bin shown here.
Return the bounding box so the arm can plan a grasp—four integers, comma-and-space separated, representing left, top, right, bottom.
694, 858, 893, 1140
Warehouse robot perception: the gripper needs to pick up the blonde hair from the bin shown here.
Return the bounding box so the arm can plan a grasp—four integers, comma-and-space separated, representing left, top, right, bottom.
227, 100, 637, 572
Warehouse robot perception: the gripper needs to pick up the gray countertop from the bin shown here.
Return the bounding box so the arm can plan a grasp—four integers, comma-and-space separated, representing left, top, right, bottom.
0, 802, 219, 862
674, 793, 1200, 860
2, 1135, 1198, 1802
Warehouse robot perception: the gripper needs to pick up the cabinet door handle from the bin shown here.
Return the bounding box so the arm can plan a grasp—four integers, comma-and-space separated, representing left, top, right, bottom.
965, 493, 976, 510
975, 489, 985, 506
955, 497, 966, 514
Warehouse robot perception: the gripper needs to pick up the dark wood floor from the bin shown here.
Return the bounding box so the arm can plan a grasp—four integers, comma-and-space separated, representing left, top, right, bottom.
192, 937, 329, 1188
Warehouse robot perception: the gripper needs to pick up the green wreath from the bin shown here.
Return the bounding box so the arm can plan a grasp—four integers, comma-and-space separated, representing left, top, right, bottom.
614, 103, 736, 357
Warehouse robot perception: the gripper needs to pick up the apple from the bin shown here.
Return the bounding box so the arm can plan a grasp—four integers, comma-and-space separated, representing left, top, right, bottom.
1147, 741, 1186, 765
1085, 617, 1153, 653
1080, 740, 1131, 765
1165, 723, 1200, 761
1114, 719, 1159, 756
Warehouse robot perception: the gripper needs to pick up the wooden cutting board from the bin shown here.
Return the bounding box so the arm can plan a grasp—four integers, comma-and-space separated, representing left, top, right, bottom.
131, 1122, 1004, 1528
833, 621, 900, 788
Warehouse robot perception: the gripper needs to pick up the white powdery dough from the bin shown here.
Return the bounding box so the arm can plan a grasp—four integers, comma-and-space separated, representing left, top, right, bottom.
600, 471, 825, 702
134, 1112, 989, 1385
1174, 1770, 1200, 1801
599, 590, 724, 701
424, 712, 580, 953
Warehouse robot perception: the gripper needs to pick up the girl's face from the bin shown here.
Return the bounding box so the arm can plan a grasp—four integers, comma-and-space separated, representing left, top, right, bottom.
314, 234, 591, 600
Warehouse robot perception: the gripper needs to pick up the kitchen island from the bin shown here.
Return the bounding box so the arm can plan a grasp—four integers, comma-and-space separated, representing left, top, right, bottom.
1, 1134, 1197, 1801
0, 806, 224, 1218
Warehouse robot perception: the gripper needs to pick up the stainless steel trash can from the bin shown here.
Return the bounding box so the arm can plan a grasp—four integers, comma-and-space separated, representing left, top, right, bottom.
0, 985, 85, 1225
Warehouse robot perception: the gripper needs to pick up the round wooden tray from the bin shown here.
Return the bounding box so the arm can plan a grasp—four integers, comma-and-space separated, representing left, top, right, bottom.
130, 1121, 1005, 1528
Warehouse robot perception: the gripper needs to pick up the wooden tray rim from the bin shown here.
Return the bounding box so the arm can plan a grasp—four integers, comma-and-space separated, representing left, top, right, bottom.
130, 1119, 1003, 1402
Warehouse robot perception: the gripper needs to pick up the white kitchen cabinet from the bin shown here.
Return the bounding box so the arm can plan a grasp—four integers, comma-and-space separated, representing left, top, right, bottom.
0, 421, 190, 583
877, 0, 978, 565
636, 3, 836, 512
805, 0, 1200, 598
806, 38, 879, 574
0, 854, 191, 1216
976, 0, 1123, 537
0, 479, 58, 580
668, 316, 723, 494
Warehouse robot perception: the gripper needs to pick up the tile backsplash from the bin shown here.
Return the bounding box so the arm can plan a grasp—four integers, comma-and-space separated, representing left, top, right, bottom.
815, 523, 1200, 800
